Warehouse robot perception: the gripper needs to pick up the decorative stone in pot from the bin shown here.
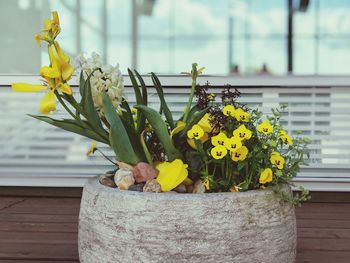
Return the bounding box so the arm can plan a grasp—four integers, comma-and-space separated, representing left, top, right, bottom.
78, 177, 296, 263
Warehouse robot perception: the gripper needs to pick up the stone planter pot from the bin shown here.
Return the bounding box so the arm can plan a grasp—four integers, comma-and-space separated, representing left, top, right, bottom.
78, 177, 296, 263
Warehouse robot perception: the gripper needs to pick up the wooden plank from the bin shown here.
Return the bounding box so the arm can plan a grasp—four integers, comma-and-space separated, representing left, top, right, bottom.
296, 251, 350, 263
0, 213, 78, 223
0, 232, 77, 245
296, 211, 350, 220
297, 238, 350, 251
298, 228, 350, 239
0, 198, 81, 215
306, 192, 350, 203
296, 203, 350, 214
0, 243, 78, 261
0, 187, 83, 198
0, 222, 77, 233
297, 219, 350, 229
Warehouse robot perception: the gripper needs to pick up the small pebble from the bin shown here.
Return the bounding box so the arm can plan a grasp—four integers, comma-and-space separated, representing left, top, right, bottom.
192, 180, 205, 194
114, 168, 135, 190
99, 174, 116, 188
133, 162, 159, 183
143, 179, 161, 193
128, 183, 145, 192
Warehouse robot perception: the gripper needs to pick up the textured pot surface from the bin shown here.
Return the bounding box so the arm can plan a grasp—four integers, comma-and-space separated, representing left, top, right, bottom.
78, 177, 296, 263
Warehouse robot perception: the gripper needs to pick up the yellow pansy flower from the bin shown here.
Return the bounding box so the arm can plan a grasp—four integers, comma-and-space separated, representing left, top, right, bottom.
203, 177, 210, 190
279, 130, 293, 145
257, 120, 273, 135
223, 105, 235, 117
231, 146, 248, 162
234, 108, 250, 122
233, 124, 252, 141
270, 152, 285, 170
224, 136, 242, 152
156, 159, 188, 192
207, 93, 216, 101
210, 145, 228, 160
187, 124, 204, 140
86, 141, 97, 156
259, 168, 273, 184
197, 113, 213, 133
211, 132, 228, 146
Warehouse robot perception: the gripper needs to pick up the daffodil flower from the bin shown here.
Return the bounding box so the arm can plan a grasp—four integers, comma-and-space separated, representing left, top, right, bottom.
170, 121, 186, 139
259, 168, 273, 184
156, 159, 188, 192
211, 132, 228, 146
223, 105, 235, 117
210, 145, 228, 160
257, 120, 273, 135
233, 125, 252, 141
187, 124, 204, 140
86, 141, 97, 156
231, 146, 248, 162
234, 108, 250, 122
270, 152, 285, 169
197, 113, 213, 133
224, 136, 242, 152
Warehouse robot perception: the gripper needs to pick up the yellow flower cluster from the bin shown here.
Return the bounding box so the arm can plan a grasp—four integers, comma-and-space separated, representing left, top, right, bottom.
223, 105, 250, 122
12, 11, 74, 114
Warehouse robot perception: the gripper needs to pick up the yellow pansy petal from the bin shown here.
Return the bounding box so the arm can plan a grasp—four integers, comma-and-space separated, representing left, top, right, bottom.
40, 90, 56, 115
210, 145, 228, 160
211, 132, 228, 146
156, 159, 188, 192
58, 83, 72, 95
187, 133, 209, 149
231, 146, 248, 162
223, 105, 235, 117
259, 168, 273, 184
12, 83, 48, 92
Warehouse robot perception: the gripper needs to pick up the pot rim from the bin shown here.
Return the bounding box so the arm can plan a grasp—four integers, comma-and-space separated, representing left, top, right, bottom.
85, 176, 291, 201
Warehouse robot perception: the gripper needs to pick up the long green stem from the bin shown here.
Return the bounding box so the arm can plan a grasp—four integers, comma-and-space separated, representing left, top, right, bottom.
183, 78, 197, 123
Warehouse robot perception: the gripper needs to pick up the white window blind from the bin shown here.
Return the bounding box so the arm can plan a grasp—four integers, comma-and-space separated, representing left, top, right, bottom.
0, 75, 350, 191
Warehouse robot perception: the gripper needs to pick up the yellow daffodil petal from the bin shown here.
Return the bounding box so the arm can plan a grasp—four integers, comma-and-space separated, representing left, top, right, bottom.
34, 34, 42, 46
259, 168, 273, 184
40, 66, 60, 79
61, 63, 74, 81
44, 19, 51, 31
231, 146, 248, 162
210, 145, 228, 160
211, 132, 228, 146
223, 105, 235, 117
170, 121, 186, 139
197, 113, 212, 133
12, 83, 48, 92
55, 41, 70, 64
257, 120, 274, 135
39, 90, 56, 114
58, 83, 72, 95
156, 159, 188, 192
86, 141, 97, 156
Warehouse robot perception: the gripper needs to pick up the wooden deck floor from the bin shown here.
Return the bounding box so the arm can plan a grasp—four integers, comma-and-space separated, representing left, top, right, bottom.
0, 188, 349, 263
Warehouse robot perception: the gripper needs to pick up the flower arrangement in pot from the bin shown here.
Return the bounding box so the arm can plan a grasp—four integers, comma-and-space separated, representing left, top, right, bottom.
13, 11, 310, 263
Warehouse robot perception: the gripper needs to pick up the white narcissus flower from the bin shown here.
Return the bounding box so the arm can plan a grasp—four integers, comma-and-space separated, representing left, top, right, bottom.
75, 53, 124, 115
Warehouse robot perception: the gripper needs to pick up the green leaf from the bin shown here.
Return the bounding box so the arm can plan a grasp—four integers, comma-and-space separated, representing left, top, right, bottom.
120, 98, 134, 127
180, 107, 210, 137
29, 115, 108, 144
102, 93, 140, 164
134, 70, 148, 134
237, 161, 246, 171
134, 105, 182, 161
79, 71, 86, 99
80, 75, 106, 137
151, 72, 175, 129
